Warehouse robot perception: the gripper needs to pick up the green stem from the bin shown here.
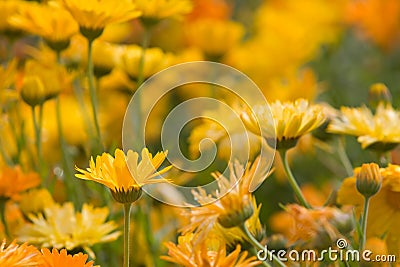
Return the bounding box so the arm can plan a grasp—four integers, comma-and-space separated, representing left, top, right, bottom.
337, 137, 353, 176
0, 199, 10, 238
87, 39, 102, 148
8, 113, 21, 164
31, 105, 44, 176
279, 149, 311, 209
123, 203, 132, 267
133, 27, 151, 150
359, 197, 370, 252
239, 224, 285, 267
137, 26, 151, 87
55, 96, 83, 207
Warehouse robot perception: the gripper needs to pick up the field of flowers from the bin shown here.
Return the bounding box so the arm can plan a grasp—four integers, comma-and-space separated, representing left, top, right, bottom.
1, 0, 400, 266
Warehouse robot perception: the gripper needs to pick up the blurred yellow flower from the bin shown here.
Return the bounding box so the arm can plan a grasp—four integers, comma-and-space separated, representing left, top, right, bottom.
60, 0, 141, 35
188, 104, 261, 163
18, 188, 54, 215
0, 1, 28, 34
76, 148, 171, 203
40, 248, 97, 267
0, 240, 42, 266
346, 0, 400, 50
181, 158, 271, 243
185, 18, 244, 59
90, 40, 123, 78
118, 45, 175, 80
17, 202, 120, 258
328, 103, 400, 150
9, 2, 78, 46
364, 237, 389, 267
162, 234, 260, 267
19, 59, 72, 105
136, 0, 192, 22
265, 68, 319, 102
0, 165, 40, 200
242, 99, 326, 149
226, 0, 344, 91
337, 164, 400, 259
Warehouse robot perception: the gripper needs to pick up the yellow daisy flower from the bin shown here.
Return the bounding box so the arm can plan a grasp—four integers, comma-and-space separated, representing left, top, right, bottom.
181, 158, 271, 244
16, 202, 120, 259
0, 240, 42, 266
337, 164, 400, 259
136, 0, 192, 23
9, 2, 78, 49
75, 148, 171, 203
328, 103, 400, 151
161, 234, 260, 267
0, 165, 41, 200
60, 0, 141, 39
40, 248, 97, 267
242, 98, 326, 150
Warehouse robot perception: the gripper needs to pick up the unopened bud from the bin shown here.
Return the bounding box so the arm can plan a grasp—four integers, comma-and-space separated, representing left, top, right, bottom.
368, 83, 392, 108
20, 76, 46, 107
356, 163, 382, 198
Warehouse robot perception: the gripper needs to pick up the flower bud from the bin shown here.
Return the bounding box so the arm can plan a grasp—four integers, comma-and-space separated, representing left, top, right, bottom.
20, 76, 46, 107
368, 83, 392, 108
356, 163, 382, 198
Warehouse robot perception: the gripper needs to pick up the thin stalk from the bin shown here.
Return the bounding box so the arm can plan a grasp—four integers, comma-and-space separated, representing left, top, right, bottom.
123, 203, 132, 267
31, 105, 44, 177
239, 224, 286, 267
137, 26, 151, 87
134, 27, 151, 150
337, 137, 353, 176
279, 149, 311, 209
55, 96, 83, 207
0, 199, 10, 238
8, 113, 21, 164
359, 197, 370, 252
87, 39, 102, 148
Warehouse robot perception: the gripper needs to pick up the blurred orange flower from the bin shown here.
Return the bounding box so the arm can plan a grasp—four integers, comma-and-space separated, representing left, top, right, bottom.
346, 0, 400, 50
0, 165, 40, 200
